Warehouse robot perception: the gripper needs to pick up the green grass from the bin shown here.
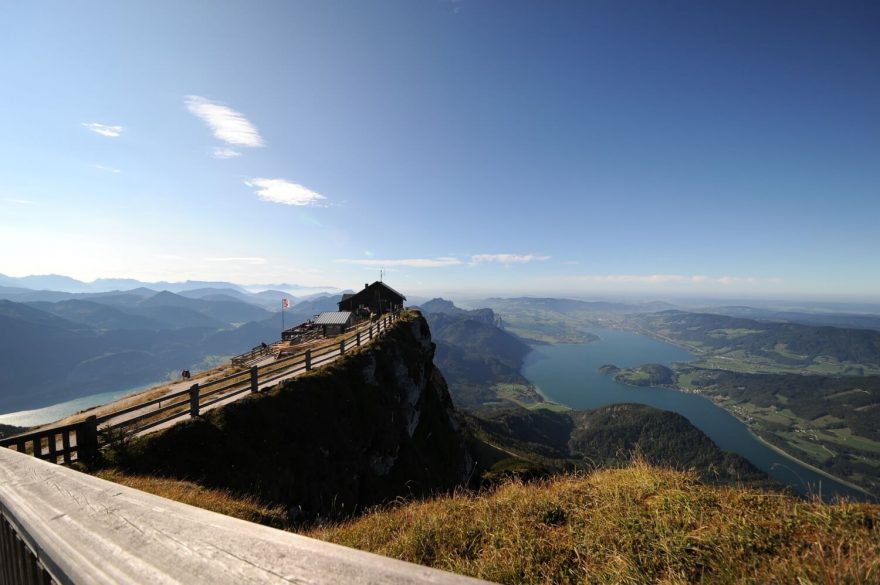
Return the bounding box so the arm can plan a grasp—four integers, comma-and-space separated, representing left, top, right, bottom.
708, 328, 764, 339
525, 401, 571, 413
493, 383, 570, 412
692, 355, 880, 377
310, 460, 880, 584
778, 432, 835, 463
825, 428, 880, 454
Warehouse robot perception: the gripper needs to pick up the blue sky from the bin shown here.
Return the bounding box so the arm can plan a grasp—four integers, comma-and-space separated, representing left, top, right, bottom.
1, 1, 878, 299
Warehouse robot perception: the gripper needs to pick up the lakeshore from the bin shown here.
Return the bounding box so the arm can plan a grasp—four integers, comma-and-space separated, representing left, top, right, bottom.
522, 329, 873, 501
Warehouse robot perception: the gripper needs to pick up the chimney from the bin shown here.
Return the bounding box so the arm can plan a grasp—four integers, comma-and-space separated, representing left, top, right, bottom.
365, 283, 369, 289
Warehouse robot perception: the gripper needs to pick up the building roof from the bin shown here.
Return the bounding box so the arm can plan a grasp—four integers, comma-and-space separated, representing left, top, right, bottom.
371, 281, 406, 300
313, 311, 353, 325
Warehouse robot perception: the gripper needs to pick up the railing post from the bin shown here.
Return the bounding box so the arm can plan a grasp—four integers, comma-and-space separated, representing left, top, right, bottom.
339, 338, 345, 354
356, 331, 361, 346
48, 430, 58, 463
250, 366, 259, 393
189, 383, 200, 418
369, 324, 373, 339
305, 349, 312, 371
76, 416, 98, 466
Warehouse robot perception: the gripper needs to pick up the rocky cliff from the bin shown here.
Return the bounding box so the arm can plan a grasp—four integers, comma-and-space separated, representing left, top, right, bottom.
116, 311, 472, 520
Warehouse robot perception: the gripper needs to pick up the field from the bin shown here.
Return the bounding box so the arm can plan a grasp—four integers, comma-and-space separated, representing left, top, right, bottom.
675, 367, 880, 497
492, 383, 570, 412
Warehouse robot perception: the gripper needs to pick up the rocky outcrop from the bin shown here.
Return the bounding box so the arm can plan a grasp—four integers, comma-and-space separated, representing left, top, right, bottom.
118, 312, 472, 521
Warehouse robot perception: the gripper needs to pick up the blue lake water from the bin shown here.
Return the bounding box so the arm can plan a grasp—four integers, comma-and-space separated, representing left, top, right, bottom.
0, 384, 153, 427
522, 328, 873, 502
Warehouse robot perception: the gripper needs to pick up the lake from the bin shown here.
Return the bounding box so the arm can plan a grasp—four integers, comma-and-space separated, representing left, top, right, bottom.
0, 384, 153, 428
522, 328, 872, 502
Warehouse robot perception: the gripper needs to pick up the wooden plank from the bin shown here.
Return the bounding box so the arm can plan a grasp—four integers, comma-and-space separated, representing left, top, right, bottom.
0, 448, 490, 585
62, 432, 72, 465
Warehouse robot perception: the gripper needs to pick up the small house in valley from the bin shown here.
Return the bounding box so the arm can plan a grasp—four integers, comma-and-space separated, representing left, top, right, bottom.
338, 281, 406, 315
313, 311, 354, 336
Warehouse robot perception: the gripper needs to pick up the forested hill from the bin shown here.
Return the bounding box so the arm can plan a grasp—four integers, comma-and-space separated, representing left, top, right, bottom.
636, 310, 880, 374
466, 403, 772, 489
0, 296, 281, 413
418, 300, 542, 411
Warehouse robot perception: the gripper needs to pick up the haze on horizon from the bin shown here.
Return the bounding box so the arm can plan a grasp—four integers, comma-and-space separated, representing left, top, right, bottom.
2, 1, 878, 300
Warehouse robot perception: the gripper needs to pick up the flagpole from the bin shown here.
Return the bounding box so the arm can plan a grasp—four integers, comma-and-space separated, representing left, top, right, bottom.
281, 299, 285, 335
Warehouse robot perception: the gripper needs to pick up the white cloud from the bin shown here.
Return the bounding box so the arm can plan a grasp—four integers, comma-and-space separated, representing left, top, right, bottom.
82, 122, 123, 137
335, 257, 463, 268
212, 147, 241, 159
94, 164, 121, 174
471, 253, 551, 265
185, 95, 264, 148
334, 253, 550, 269
4, 198, 38, 205
567, 274, 772, 285
244, 178, 326, 206
203, 257, 268, 265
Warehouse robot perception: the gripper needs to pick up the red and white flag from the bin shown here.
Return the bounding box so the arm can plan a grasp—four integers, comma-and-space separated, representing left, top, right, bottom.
281, 298, 290, 309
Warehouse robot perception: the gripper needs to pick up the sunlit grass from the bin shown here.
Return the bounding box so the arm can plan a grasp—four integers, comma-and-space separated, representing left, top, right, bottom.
96, 470, 289, 528
309, 460, 880, 584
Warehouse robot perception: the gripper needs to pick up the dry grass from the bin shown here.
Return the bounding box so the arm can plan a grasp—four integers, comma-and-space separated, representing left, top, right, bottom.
96, 470, 289, 528
309, 460, 880, 584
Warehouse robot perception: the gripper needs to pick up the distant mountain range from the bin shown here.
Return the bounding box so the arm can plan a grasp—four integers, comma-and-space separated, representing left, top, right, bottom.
0, 278, 344, 312
699, 305, 880, 332
0, 286, 348, 415
0, 273, 340, 297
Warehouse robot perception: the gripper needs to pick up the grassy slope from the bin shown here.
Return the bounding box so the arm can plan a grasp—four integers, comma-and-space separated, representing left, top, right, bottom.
310, 461, 880, 585
96, 470, 289, 528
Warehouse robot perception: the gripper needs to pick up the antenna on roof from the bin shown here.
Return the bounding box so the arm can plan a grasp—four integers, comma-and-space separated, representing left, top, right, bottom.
380, 267, 384, 282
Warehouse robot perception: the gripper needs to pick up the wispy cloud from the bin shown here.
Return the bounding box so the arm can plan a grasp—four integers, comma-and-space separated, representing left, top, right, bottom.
335, 257, 463, 268
334, 253, 550, 269
94, 164, 121, 174
566, 274, 776, 285
82, 122, 123, 137
212, 147, 241, 159
4, 198, 38, 205
471, 253, 551, 265
185, 95, 264, 148
203, 257, 268, 265
244, 178, 326, 206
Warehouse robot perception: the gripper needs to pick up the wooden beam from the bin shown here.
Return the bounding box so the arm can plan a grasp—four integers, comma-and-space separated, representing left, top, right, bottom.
0, 448, 489, 584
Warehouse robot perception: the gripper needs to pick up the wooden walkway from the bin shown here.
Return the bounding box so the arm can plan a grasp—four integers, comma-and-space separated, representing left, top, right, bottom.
0, 312, 403, 465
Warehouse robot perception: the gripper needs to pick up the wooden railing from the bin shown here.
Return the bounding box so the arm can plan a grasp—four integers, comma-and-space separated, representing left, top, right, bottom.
0, 445, 490, 585
230, 343, 272, 366
0, 311, 404, 466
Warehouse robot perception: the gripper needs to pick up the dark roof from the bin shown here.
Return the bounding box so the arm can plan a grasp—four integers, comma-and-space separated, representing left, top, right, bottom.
341, 293, 354, 300
368, 281, 406, 300
313, 311, 353, 325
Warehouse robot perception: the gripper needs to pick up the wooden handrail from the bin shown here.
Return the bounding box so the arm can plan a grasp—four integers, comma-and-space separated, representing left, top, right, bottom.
0, 445, 488, 585
2, 311, 406, 464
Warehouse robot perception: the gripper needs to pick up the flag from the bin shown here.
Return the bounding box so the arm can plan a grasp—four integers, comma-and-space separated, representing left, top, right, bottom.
281, 298, 290, 309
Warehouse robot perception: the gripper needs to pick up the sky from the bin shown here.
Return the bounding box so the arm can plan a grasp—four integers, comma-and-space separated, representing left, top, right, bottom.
1, 1, 878, 299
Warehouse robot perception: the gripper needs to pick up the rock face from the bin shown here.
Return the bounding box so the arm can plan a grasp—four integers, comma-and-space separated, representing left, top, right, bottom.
119, 312, 472, 520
